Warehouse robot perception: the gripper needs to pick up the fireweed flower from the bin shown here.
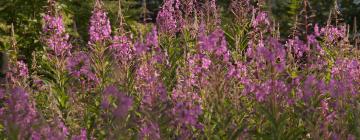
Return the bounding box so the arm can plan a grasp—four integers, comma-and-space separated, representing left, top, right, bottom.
285, 26, 325, 71
302, 75, 324, 101
207, 29, 230, 62
321, 100, 336, 123
134, 28, 168, 139
227, 61, 253, 94
44, 118, 70, 139
157, 0, 203, 34
171, 77, 203, 138
0, 87, 39, 138
329, 59, 360, 96
209, 0, 219, 25
320, 25, 346, 44
17, 61, 29, 77
135, 27, 164, 62
71, 129, 87, 140
6, 60, 29, 85
190, 26, 232, 87
156, 0, 178, 35
198, 26, 231, 63
248, 37, 286, 73
307, 35, 324, 55
145, 27, 166, 64
146, 27, 159, 48
31, 122, 68, 140
42, 13, 72, 56
286, 36, 309, 58
230, 0, 252, 23
254, 80, 289, 102
139, 121, 161, 140
182, 0, 196, 21
101, 86, 132, 118
291, 75, 328, 104
66, 52, 98, 85
244, 39, 288, 102
134, 29, 167, 104
200, 0, 220, 25
188, 54, 203, 86
59, 121, 69, 136
134, 42, 148, 56
188, 53, 213, 87
134, 30, 154, 56
135, 59, 167, 108
320, 99, 337, 139
248, 10, 272, 50
88, 0, 111, 45
110, 35, 133, 64
268, 38, 286, 72
251, 10, 270, 29
33, 121, 69, 140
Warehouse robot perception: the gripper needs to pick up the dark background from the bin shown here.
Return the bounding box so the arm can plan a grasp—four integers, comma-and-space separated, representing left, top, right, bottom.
0, 0, 359, 68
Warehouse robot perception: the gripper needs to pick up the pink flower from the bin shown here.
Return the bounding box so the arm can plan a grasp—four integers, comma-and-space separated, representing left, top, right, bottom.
88, 1, 111, 45
43, 13, 72, 56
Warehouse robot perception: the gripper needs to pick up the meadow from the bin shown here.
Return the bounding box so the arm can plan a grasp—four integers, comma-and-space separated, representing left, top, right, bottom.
0, 0, 360, 139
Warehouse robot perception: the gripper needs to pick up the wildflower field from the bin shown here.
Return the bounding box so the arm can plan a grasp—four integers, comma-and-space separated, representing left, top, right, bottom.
1, 0, 360, 139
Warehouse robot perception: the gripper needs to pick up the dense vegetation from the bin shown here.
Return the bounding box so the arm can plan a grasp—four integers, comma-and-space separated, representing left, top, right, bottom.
1, 0, 360, 139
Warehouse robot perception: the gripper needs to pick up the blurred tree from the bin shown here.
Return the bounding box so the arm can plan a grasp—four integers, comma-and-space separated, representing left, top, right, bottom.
0, 0, 47, 64
269, 0, 360, 37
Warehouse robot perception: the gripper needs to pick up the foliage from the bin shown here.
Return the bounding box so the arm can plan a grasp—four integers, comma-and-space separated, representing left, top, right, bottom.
0, 0, 360, 139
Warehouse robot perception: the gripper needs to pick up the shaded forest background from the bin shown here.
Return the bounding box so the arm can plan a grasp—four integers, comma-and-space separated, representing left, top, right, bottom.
0, 0, 359, 67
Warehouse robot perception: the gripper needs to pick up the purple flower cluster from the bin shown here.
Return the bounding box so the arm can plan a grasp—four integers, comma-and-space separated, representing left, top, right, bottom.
6, 60, 29, 85
291, 75, 326, 102
188, 53, 210, 87
251, 11, 270, 28
0, 87, 74, 139
198, 28, 230, 63
286, 36, 309, 57
135, 29, 167, 106
134, 28, 169, 139
71, 129, 87, 140
320, 25, 347, 43
254, 79, 289, 102
189, 26, 232, 87
135, 60, 167, 108
171, 77, 203, 138
156, 0, 179, 35
209, 0, 219, 24
88, 1, 111, 45
228, 62, 249, 84
0, 88, 38, 138
66, 52, 98, 86
5, 0, 360, 139
329, 59, 360, 96
102, 86, 132, 118
110, 35, 133, 64
182, 0, 196, 19
247, 37, 286, 73
139, 121, 161, 139
135, 28, 161, 57
43, 13, 72, 56
17, 61, 29, 77
230, 0, 252, 23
